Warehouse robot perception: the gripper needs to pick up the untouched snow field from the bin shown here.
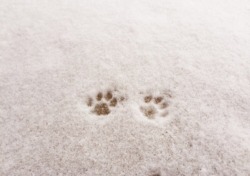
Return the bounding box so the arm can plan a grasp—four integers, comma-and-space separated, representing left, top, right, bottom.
1, 0, 250, 175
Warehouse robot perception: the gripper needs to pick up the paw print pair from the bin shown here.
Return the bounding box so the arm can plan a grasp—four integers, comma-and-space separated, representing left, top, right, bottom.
86, 89, 125, 116
85, 88, 173, 121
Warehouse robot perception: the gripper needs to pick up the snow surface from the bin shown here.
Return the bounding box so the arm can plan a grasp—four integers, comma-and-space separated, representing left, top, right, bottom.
1, 0, 250, 175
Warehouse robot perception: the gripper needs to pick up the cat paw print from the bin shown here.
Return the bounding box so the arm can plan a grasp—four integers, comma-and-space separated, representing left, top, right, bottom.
140, 91, 172, 120
86, 89, 125, 116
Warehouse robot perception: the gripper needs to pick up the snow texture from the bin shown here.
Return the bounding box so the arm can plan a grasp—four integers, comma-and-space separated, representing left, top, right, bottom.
1, 0, 250, 175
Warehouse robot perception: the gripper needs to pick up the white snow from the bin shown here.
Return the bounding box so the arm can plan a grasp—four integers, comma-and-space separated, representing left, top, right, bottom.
1, 0, 250, 175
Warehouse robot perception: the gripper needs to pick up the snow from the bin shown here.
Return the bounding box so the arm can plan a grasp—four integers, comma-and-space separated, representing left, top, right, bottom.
0, 0, 250, 175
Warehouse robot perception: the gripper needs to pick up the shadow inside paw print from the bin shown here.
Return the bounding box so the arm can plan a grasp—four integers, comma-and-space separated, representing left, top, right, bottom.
151, 173, 161, 176
87, 90, 125, 116
148, 169, 162, 176
140, 91, 172, 119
